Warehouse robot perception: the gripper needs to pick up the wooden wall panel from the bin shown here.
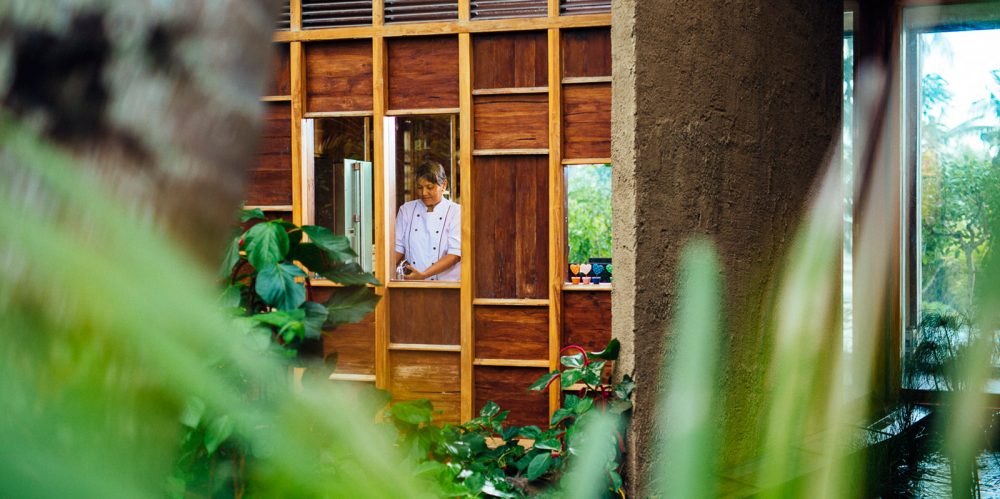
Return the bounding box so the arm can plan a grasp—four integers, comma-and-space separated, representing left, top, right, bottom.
472, 31, 547, 89
266, 43, 291, 96
473, 156, 548, 299
388, 36, 460, 110
562, 83, 611, 159
249, 102, 292, 206
561, 27, 611, 78
474, 306, 548, 359
305, 40, 374, 113
475, 367, 549, 428
391, 351, 461, 424
390, 289, 461, 344
561, 291, 611, 352
320, 310, 376, 375
473, 94, 548, 150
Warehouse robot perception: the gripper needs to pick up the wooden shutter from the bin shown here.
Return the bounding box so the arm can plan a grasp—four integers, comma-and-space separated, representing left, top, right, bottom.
471, 0, 547, 19
301, 1, 374, 28
559, 0, 610, 15
276, 0, 291, 30
384, 0, 459, 23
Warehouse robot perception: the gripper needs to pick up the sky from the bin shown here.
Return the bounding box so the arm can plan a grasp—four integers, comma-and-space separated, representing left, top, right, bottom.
921, 28, 1000, 135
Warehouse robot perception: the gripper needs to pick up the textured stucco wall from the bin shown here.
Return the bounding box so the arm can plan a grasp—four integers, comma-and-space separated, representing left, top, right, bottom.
611, 0, 841, 494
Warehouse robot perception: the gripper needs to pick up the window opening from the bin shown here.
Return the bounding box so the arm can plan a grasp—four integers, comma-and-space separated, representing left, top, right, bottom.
565, 163, 612, 285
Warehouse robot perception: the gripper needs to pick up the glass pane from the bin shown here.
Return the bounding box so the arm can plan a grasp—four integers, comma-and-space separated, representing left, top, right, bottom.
565, 163, 612, 285
904, 24, 1000, 390
387, 115, 462, 282
310, 117, 374, 273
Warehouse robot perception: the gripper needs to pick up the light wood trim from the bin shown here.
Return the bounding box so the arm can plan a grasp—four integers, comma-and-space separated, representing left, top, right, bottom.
290, 42, 305, 226
328, 373, 377, 382
243, 204, 294, 212
472, 148, 549, 156
562, 76, 612, 84
386, 280, 462, 289
474, 359, 550, 368
548, 0, 559, 18
472, 86, 548, 96
261, 95, 292, 102
473, 298, 550, 306
546, 27, 564, 419
309, 280, 378, 288
385, 108, 461, 116
271, 14, 611, 42
300, 117, 315, 225
373, 0, 384, 27
290, 0, 301, 31
562, 157, 611, 165
459, 0, 471, 21
373, 35, 390, 391
562, 283, 612, 291
459, 32, 475, 423
389, 343, 462, 352
303, 110, 374, 118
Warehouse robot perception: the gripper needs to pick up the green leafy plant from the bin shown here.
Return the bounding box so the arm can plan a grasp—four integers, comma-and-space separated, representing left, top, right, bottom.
383, 339, 632, 498
220, 208, 380, 355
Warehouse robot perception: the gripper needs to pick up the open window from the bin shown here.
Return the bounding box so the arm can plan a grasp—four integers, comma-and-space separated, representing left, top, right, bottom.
302, 117, 375, 273
902, 5, 1000, 391
564, 163, 612, 285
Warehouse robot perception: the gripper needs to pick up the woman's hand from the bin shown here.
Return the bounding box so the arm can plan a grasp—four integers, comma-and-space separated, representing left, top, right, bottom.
404, 263, 429, 280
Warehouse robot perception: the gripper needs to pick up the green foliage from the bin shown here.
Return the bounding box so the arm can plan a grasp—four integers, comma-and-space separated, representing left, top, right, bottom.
384, 339, 632, 498
566, 165, 612, 264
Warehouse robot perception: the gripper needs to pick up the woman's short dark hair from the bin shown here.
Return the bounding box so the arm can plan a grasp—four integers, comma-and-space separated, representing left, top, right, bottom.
415, 161, 447, 186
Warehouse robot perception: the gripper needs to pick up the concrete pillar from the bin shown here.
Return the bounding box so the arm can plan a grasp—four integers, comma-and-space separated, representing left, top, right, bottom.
611, 0, 841, 494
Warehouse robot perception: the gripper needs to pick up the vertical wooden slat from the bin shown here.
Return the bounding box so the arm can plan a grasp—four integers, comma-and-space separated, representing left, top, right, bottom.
548, 0, 559, 18
546, 27, 563, 417
373, 0, 385, 27
459, 0, 471, 21
373, 35, 390, 390
459, 32, 474, 422
290, 42, 305, 226
291, 0, 302, 31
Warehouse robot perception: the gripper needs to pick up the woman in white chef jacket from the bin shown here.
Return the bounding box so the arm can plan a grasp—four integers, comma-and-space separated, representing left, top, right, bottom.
394, 162, 461, 281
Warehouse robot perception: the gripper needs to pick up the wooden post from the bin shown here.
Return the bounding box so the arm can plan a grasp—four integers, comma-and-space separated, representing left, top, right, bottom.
290, 41, 305, 226
547, 28, 564, 417
459, 31, 475, 422
373, 35, 390, 390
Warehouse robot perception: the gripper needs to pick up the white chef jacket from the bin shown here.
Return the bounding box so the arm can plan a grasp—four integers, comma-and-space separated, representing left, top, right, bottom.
394, 198, 462, 281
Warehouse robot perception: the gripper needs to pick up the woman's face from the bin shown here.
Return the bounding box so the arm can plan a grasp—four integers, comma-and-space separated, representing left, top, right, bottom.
416, 177, 446, 207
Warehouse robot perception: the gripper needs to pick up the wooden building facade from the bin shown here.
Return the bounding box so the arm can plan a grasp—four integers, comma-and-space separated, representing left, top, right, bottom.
251, 0, 613, 427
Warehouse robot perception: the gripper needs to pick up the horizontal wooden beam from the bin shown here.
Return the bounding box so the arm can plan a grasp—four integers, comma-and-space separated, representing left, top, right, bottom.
561, 157, 611, 165
261, 95, 292, 102
385, 108, 461, 116
472, 86, 548, 96
303, 110, 373, 118
389, 343, 462, 352
562, 283, 612, 292
328, 373, 377, 382
472, 149, 549, 156
473, 298, 549, 306
386, 280, 461, 289
561, 76, 612, 85
473, 358, 550, 367
243, 204, 294, 211
272, 14, 611, 43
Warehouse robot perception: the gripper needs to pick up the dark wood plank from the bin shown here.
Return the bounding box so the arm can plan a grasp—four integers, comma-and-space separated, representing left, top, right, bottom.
473, 94, 548, 150
562, 83, 611, 159
561, 27, 611, 78
390, 289, 461, 344
305, 40, 374, 113
475, 367, 549, 428
473, 156, 548, 299
474, 306, 548, 359
388, 36, 459, 110
265, 43, 291, 97
390, 351, 461, 424
561, 291, 613, 382
320, 308, 376, 376
248, 102, 292, 205
472, 31, 548, 90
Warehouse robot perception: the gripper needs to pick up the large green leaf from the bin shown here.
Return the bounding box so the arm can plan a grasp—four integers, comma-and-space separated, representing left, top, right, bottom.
246, 221, 290, 270
590, 338, 621, 360
302, 225, 355, 261
302, 301, 328, 339
250, 309, 305, 328
255, 263, 306, 311
528, 371, 560, 391
319, 261, 380, 286
561, 352, 585, 368
204, 415, 234, 455
480, 401, 500, 418
324, 286, 379, 327
389, 399, 434, 425
533, 438, 561, 451
219, 284, 244, 310
240, 207, 265, 222
525, 452, 552, 481
219, 236, 242, 279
